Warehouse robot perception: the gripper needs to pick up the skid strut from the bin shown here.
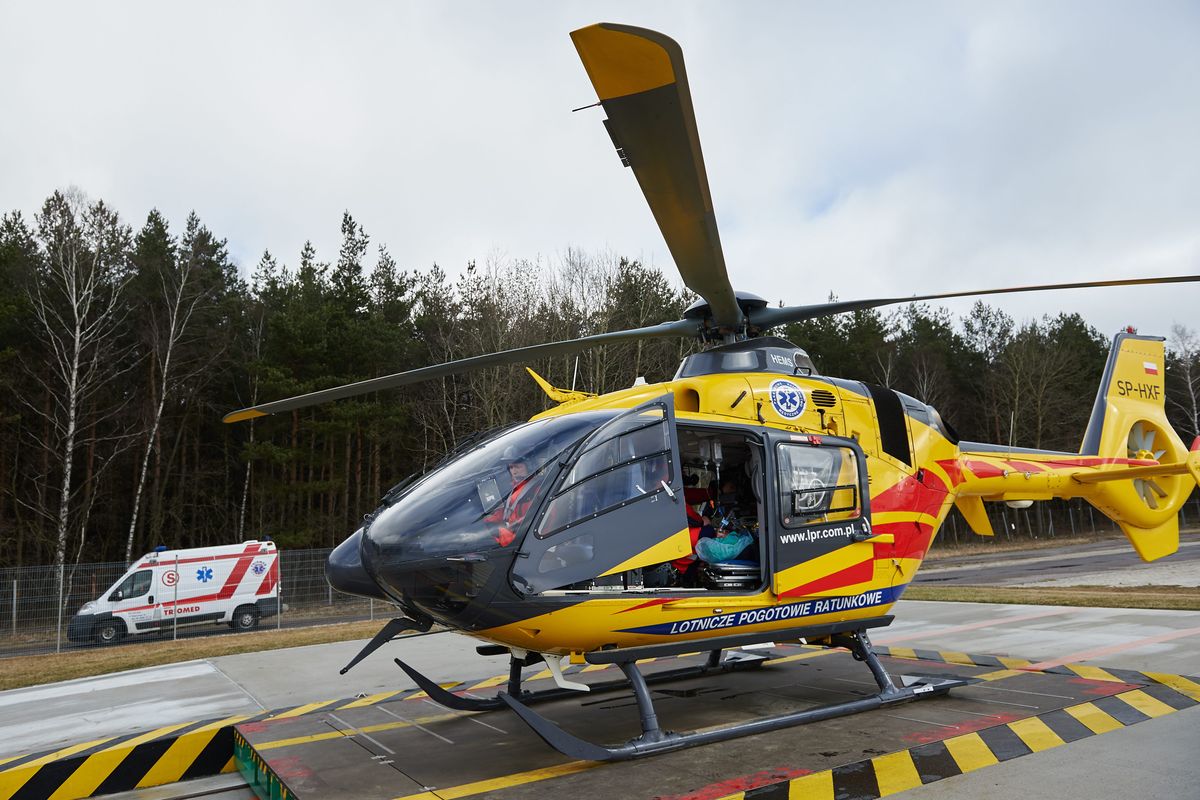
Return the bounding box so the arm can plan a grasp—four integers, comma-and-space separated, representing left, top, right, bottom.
500, 628, 967, 761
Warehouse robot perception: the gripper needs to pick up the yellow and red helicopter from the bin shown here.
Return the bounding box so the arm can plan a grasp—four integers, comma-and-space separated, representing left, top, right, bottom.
225, 23, 1200, 760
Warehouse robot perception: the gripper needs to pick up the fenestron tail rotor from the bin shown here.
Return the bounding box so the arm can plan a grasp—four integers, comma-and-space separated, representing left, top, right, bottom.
1128, 421, 1169, 509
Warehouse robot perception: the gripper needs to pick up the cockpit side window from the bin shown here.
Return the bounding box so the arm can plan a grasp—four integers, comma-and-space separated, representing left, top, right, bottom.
537, 404, 673, 537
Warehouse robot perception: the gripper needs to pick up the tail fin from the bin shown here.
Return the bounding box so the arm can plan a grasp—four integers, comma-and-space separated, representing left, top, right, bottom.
955, 332, 1198, 561
1078, 332, 1194, 560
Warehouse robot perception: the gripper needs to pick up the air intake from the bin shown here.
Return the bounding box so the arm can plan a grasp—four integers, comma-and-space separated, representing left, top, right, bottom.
811, 389, 837, 408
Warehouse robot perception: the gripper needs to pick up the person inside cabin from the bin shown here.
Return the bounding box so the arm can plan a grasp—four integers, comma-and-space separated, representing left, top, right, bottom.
668, 488, 713, 587
695, 508, 753, 563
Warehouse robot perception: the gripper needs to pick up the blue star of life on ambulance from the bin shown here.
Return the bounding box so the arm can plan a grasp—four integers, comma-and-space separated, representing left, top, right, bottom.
196, 566, 214, 583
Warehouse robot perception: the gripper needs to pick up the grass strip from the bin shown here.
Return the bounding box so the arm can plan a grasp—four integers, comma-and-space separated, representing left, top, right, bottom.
0, 620, 393, 692
904, 584, 1200, 610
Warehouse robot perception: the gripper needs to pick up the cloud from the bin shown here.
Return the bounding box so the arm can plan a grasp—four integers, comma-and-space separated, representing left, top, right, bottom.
1, 1, 1197, 338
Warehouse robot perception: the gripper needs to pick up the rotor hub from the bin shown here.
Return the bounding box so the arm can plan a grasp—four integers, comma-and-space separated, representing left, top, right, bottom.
683, 290, 769, 341
682, 290, 768, 321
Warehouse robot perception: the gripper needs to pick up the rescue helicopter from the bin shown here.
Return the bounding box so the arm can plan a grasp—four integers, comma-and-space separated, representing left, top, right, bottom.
224, 23, 1200, 760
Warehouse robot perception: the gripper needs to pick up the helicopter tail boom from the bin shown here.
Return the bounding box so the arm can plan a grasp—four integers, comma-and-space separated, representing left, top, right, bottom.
952, 332, 1198, 562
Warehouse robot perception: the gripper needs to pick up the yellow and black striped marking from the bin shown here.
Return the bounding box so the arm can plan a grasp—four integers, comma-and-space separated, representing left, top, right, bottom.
714, 677, 1199, 800
0, 716, 243, 800
0, 660, 631, 800
4, 648, 1198, 800
0, 686, 433, 800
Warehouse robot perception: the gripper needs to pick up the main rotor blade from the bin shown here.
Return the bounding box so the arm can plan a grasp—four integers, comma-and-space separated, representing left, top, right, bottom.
223, 318, 698, 423
749, 274, 1200, 330
572, 23, 741, 330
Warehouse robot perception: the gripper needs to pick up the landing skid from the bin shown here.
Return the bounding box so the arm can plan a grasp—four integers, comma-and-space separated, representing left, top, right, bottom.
501, 629, 967, 761
395, 648, 767, 713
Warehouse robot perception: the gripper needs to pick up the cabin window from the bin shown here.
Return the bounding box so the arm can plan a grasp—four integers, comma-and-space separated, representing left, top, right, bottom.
720, 352, 759, 371
537, 404, 673, 537
776, 444, 862, 529
111, 569, 152, 600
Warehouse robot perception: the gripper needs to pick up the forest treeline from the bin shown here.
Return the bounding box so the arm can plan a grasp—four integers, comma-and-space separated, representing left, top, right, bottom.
1, 190, 1198, 568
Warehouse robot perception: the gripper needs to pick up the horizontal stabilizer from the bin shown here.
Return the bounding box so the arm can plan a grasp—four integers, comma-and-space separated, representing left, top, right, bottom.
1071, 452, 1200, 484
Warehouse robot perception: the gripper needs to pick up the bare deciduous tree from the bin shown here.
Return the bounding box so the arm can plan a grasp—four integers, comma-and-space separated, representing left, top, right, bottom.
1167, 324, 1200, 440
23, 190, 133, 567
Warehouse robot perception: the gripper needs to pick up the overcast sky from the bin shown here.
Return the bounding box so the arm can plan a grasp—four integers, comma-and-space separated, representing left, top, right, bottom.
2, 1, 1198, 342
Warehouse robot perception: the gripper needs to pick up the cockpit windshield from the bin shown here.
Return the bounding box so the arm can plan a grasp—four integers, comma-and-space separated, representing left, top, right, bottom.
362, 411, 616, 569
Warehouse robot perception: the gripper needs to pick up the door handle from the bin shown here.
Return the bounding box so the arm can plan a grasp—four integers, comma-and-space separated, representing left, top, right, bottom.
149, 596, 154, 604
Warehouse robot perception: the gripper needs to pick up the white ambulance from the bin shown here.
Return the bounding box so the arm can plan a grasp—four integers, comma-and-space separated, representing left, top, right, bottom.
67, 540, 280, 645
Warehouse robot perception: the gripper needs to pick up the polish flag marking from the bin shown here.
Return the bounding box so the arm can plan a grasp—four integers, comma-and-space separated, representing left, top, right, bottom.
1143, 361, 1159, 375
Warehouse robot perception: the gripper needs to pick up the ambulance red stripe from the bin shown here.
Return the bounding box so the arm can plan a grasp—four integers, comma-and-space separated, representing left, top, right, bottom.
256, 560, 279, 596
136, 542, 270, 570
218, 550, 257, 600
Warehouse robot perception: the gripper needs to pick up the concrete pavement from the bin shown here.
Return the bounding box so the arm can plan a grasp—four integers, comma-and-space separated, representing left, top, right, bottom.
1, 600, 1197, 798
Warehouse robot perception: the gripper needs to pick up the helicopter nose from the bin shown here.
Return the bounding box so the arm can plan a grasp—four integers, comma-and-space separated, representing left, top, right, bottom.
326, 527, 391, 601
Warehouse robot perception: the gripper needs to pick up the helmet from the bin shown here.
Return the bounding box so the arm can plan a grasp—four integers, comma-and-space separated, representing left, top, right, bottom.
501, 445, 530, 466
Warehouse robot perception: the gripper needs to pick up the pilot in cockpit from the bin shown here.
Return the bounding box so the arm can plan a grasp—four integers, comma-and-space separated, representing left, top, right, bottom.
489, 452, 537, 546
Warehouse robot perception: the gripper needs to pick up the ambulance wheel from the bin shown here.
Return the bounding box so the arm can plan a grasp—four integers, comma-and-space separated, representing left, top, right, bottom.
94, 620, 125, 645
231, 606, 259, 632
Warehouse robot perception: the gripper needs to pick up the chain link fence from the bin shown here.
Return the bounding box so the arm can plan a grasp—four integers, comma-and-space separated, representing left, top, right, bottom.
3, 496, 1196, 659
0, 547, 380, 659
932, 495, 1200, 547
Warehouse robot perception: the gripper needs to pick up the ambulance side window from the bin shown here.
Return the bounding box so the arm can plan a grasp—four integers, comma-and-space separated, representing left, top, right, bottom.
130, 570, 151, 597
111, 569, 152, 600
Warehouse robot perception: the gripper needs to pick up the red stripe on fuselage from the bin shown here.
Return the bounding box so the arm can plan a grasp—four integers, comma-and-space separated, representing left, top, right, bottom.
874, 520, 935, 560
1035, 456, 1157, 468
871, 473, 948, 518
615, 597, 675, 614
780, 556, 874, 597
957, 456, 1158, 478
961, 459, 1006, 479
870, 474, 946, 563
934, 459, 965, 488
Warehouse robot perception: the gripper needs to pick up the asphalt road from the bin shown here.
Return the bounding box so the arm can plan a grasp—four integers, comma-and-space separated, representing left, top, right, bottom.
914, 534, 1200, 587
